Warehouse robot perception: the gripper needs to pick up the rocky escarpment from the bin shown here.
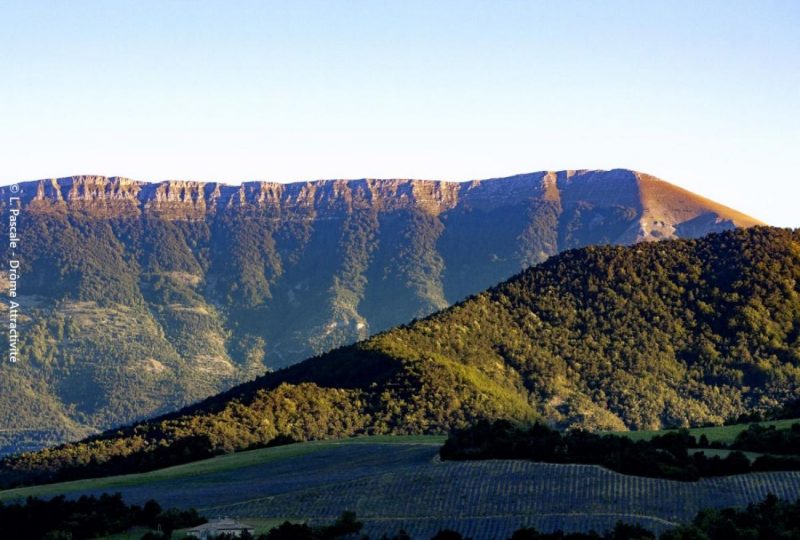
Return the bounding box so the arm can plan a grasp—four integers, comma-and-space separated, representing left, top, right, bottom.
18, 170, 761, 232
0, 169, 762, 454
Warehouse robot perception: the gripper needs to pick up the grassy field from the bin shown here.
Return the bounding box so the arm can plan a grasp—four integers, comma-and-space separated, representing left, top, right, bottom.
610, 418, 800, 443
7, 419, 796, 502
0, 435, 445, 502
2, 434, 800, 540
687, 448, 764, 460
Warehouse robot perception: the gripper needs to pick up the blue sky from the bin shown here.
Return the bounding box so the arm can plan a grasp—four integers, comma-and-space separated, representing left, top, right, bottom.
1, 1, 798, 225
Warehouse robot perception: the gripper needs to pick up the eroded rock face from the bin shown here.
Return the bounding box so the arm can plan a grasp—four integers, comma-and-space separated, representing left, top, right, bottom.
19, 169, 761, 228
0, 169, 762, 453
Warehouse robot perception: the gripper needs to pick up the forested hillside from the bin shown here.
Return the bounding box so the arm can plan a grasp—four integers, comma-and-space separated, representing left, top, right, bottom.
0, 169, 761, 454
2, 227, 798, 487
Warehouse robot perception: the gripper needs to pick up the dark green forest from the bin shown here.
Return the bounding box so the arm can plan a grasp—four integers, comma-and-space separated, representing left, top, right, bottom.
2, 227, 800, 487
0, 493, 202, 540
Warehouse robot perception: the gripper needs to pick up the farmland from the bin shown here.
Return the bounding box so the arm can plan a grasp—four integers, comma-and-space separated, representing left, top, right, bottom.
3, 436, 800, 539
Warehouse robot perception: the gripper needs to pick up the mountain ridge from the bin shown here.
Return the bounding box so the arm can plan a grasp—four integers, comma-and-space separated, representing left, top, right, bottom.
12, 169, 763, 235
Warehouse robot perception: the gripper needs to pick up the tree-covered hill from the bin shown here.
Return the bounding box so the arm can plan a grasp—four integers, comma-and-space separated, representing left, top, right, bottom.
2, 226, 799, 487
0, 169, 762, 453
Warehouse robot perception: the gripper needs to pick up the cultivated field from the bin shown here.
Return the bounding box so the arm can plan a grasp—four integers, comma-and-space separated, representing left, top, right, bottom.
2, 435, 800, 539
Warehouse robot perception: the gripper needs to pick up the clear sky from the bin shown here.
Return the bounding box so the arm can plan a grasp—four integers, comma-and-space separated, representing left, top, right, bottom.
1, 1, 798, 226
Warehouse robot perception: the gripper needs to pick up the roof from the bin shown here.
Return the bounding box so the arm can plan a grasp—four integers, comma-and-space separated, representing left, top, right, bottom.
187, 518, 255, 532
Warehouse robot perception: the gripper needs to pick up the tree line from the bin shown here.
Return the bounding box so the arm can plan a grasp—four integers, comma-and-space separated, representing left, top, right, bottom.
0, 493, 202, 540
440, 420, 800, 481
4, 493, 799, 540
